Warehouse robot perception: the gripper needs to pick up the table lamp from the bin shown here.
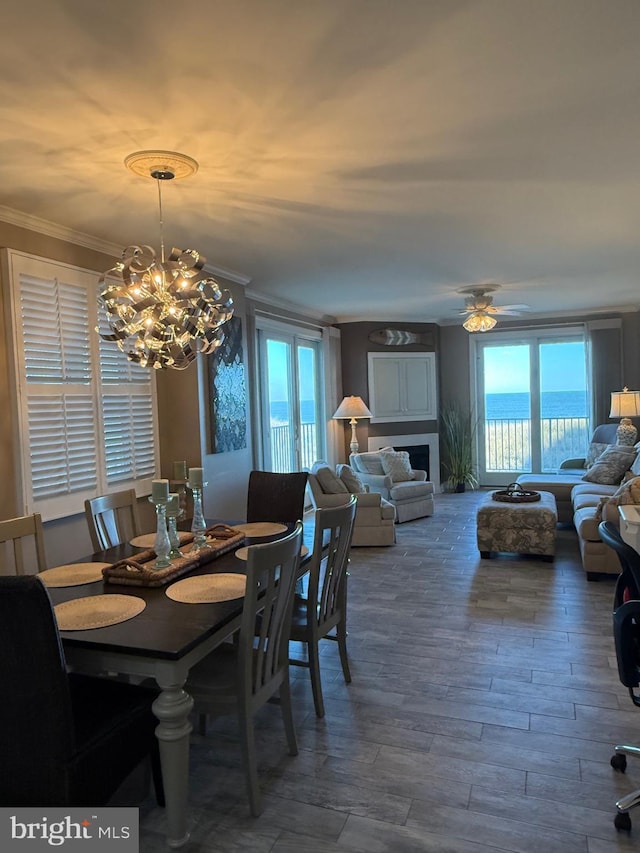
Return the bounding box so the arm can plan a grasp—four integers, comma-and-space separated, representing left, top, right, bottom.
332, 396, 372, 454
610, 387, 640, 445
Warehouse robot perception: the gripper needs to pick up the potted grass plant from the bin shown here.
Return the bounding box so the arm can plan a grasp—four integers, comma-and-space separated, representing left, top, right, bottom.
441, 403, 479, 492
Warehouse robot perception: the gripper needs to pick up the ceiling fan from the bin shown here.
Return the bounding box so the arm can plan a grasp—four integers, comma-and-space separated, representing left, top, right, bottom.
456, 285, 529, 332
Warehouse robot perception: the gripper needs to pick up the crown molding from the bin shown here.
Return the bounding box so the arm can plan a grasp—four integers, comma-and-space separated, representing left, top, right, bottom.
245, 286, 337, 325
0, 204, 251, 285
0, 204, 122, 256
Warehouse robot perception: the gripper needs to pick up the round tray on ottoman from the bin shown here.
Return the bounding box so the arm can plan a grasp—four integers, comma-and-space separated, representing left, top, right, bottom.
476, 489, 558, 561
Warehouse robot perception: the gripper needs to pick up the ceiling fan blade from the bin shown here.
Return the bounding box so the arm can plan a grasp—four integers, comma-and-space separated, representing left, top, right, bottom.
497, 303, 529, 311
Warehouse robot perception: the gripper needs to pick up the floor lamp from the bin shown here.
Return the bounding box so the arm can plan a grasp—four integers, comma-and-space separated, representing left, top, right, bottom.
332, 396, 372, 454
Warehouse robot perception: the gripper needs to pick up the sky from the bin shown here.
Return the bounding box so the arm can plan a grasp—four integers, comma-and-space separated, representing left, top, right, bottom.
484, 342, 587, 394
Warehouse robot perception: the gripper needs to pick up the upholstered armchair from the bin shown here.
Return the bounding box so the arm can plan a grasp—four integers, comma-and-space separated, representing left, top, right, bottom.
349, 448, 435, 523
306, 462, 395, 546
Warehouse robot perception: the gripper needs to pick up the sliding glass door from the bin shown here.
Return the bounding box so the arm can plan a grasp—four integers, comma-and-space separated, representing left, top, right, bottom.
257, 329, 324, 472
475, 331, 589, 484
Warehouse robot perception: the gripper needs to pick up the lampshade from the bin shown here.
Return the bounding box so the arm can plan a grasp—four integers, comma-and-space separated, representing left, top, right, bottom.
98, 151, 234, 370
609, 388, 640, 418
332, 396, 372, 454
332, 396, 373, 420
463, 311, 497, 333
609, 387, 640, 445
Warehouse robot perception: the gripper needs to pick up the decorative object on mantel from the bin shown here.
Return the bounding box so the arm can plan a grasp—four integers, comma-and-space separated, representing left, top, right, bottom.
610, 387, 640, 445
97, 150, 234, 369
332, 396, 372, 453
368, 329, 434, 347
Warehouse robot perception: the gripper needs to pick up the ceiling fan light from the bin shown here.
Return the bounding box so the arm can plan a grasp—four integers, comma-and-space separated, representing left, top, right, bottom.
463, 311, 497, 333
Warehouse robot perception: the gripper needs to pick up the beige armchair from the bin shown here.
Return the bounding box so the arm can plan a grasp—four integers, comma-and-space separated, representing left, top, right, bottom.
306, 462, 395, 546
349, 449, 435, 523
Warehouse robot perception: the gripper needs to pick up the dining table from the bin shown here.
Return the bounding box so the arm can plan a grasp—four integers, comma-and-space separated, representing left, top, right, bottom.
44, 519, 315, 849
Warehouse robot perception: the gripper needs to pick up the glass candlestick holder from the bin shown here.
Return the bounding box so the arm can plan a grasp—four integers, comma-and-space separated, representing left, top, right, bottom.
166, 494, 184, 559
187, 479, 210, 551
148, 497, 172, 568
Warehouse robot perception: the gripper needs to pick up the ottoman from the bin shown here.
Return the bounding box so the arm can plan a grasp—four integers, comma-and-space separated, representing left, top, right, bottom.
476, 490, 558, 561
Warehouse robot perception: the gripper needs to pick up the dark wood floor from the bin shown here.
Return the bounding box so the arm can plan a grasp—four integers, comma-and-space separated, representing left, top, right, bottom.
138, 490, 640, 852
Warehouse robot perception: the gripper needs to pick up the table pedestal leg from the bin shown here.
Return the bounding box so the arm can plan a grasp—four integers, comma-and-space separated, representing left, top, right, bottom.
152, 683, 194, 849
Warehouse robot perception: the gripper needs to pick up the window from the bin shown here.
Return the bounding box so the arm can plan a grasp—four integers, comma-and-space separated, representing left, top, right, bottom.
255, 321, 325, 472
472, 328, 589, 484
3, 250, 158, 520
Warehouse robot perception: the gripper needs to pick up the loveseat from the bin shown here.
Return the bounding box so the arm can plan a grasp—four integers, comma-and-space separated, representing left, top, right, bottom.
306, 462, 396, 546
517, 424, 640, 578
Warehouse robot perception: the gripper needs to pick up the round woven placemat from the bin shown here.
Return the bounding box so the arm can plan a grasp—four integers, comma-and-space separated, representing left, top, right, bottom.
165, 573, 247, 604
40, 562, 111, 588
234, 544, 309, 561
54, 594, 146, 630
232, 522, 287, 536
130, 531, 192, 549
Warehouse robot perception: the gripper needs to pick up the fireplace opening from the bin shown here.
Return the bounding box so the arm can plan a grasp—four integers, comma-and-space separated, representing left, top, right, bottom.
395, 445, 430, 479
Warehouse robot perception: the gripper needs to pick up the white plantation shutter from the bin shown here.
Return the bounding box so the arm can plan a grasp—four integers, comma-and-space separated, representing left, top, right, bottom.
4, 250, 159, 520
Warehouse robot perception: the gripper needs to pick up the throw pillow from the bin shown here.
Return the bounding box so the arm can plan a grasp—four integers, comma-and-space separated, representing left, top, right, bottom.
586, 442, 610, 468
582, 444, 637, 486
337, 465, 365, 493
380, 449, 414, 482
314, 465, 349, 494
353, 451, 386, 476
595, 476, 640, 521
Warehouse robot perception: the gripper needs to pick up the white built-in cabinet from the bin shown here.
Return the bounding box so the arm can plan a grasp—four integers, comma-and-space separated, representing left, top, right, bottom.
367, 352, 437, 423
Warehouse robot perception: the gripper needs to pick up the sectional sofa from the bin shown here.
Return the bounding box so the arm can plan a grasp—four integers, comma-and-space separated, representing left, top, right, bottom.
516, 424, 640, 578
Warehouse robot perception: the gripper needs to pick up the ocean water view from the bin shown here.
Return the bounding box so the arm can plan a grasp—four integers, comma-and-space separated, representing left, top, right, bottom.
270, 390, 588, 425
486, 390, 587, 419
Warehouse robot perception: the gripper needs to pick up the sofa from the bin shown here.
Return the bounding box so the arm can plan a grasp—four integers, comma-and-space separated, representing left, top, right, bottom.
349, 448, 435, 523
306, 462, 396, 547
517, 424, 640, 578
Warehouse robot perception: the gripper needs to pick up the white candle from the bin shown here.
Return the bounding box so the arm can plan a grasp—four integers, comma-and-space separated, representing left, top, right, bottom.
188, 467, 203, 487
172, 460, 187, 480
151, 479, 170, 502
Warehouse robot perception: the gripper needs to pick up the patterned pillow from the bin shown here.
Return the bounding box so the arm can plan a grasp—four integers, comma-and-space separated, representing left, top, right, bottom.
582, 445, 637, 485
353, 451, 386, 476
337, 465, 366, 493
314, 465, 349, 494
380, 450, 414, 482
595, 476, 640, 521
586, 442, 609, 468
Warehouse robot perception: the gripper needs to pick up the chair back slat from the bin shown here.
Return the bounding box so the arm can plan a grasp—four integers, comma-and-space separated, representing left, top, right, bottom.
84, 489, 141, 550
0, 513, 47, 574
240, 523, 303, 699
309, 497, 357, 631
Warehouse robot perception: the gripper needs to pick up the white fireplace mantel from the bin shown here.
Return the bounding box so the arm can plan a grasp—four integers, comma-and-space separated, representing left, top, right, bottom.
368, 432, 440, 492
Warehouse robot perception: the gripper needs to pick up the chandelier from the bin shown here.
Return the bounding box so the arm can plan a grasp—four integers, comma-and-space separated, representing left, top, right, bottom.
98, 151, 234, 370
462, 311, 497, 333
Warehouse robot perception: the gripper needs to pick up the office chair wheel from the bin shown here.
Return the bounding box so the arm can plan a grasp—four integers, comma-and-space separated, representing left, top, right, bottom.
611, 754, 628, 772
614, 811, 632, 831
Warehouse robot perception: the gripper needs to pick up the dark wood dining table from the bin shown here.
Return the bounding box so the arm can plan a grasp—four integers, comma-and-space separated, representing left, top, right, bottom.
46, 520, 314, 849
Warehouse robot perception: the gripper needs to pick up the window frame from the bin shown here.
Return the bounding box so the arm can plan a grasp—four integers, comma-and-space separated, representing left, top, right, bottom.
2, 249, 159, 521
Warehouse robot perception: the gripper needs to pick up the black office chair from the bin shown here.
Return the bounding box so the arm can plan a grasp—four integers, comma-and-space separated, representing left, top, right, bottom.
598, 521, 640, 830
0, 575, 164, 807
246, 470, 309, 524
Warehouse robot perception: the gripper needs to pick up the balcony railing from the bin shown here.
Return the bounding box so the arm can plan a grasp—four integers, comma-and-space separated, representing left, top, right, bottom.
485, 416, 589, 473
270, 422, 318, 473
